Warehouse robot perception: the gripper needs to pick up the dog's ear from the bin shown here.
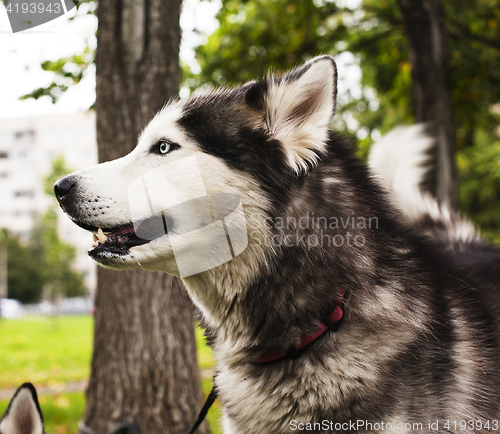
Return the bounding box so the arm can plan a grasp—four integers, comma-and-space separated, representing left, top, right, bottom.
0, 383, 44, 434
245, 56, 337, 173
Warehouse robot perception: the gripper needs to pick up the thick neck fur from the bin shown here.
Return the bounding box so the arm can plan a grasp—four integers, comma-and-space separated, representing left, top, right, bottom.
183, 137, 441, 365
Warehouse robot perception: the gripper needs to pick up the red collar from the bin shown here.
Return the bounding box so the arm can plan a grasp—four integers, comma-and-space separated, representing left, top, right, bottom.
251, 290, 347, 365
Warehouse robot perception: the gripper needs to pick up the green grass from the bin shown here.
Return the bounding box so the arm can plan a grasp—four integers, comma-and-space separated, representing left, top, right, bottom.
195, 322, 216, 371
0, 316, 222, 433
195, 324, 223, 433
0, 316, 93, 389
202, 377, 223, 434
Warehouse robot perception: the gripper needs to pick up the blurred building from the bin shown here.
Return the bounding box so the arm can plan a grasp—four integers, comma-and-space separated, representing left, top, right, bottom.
0, 112, 97, 295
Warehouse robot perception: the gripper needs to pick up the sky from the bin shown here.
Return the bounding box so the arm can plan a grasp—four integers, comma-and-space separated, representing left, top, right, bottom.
0, 0, 362, 122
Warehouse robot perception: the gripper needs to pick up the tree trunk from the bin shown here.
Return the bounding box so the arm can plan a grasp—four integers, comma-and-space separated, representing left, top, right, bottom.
79, 1, 208, 433
397, 0, 458, 209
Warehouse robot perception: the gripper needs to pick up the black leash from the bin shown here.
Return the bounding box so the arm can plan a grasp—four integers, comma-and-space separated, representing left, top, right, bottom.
188, 382, 218, 434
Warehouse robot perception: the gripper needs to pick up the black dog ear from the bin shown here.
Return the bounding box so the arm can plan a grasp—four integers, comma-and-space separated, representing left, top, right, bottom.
0, 383, 44, 434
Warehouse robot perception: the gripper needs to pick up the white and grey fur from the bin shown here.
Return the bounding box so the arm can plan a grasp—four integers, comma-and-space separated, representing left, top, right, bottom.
54, 56, 500, 433
0, 383, 44, 434
369, 125, 480, 250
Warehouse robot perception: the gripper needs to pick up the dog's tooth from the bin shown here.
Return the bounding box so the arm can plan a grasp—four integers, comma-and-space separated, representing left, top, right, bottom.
98, 228, 107, 243
93, 233, 98, 243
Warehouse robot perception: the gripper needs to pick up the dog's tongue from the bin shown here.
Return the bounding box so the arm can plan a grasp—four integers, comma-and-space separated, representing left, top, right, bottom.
92, 225, 135, 246
106, 224, 135, 237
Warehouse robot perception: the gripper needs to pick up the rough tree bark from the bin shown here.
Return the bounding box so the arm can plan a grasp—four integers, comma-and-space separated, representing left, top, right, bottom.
397, 0, 458, 209
78, 1, 208, 433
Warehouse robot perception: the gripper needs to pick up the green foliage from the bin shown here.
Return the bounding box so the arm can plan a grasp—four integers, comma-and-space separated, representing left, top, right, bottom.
348, 0, 500, 240
1, 229, 44, 303
30, 209, 86, 300
20, 46, 95, 104
2, 210, 85, 303
191, 0, 348, 88
16, 0, 97, 105
327, 0, 500, 147
343, 0, 412, 135
445, 0, 500, 145
458, 130, 500, 244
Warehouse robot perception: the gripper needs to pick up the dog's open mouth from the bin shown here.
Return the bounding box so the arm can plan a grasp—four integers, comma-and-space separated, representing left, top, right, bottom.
86, 214, 171, 257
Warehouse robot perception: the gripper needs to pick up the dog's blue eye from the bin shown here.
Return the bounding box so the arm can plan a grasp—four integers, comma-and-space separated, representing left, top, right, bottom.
159, 141, 171, 154
152, 140, 179, 155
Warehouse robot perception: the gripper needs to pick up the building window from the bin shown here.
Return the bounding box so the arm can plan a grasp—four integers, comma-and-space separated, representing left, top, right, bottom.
15, 130, 35, 144
14, 190, 34, 198
16, 149, 33, 159
0, 152, 8, 159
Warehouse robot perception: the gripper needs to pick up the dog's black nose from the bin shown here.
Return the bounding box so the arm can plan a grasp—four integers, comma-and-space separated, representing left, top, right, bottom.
54, 176, 77, 203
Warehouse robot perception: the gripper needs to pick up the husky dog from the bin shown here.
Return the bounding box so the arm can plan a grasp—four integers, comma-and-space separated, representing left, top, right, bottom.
54, 56, 500, 433
0, 383, 44, 434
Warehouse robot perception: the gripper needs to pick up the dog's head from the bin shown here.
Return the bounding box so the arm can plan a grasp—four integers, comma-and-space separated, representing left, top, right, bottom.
54, 56, 337, 276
